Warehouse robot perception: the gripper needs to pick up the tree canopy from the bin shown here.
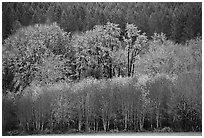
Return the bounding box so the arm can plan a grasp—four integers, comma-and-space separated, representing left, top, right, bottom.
3, 2, 202, 43
2, 2, 202, 135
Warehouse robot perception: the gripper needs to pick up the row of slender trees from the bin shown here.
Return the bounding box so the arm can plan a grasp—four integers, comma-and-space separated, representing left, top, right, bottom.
3, 2, 202, 43
3, 72, 201, 135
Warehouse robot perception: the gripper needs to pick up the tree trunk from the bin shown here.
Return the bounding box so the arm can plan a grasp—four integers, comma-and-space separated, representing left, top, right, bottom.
109, 63, 112, 78
129, 53, 134, 77
26, 122, 30, 131
103, 120, 107, 132
156, 103, 160, 129
127, 45, 130, 77
50, 113, 54, 132
139, 116, 144, 131
38, 120, 41, 131
136, 117, 139, 131
118, 67, 121, 77
132, 64, 135, 77
78, 104, 82, 132
41, 122, 44, 131
156, 113, 159, 129
124, 114, 128, 131
107, 121, 110, 131
85, 117, 90, 132
78, 120, 82, 132
96, 122, 98, 131
78, 68, 81, 80
85, 94, 90, 132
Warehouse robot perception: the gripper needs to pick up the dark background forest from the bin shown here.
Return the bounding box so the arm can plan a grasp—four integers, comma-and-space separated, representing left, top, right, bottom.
3, 2, 202, 43
2, 2, 202, 135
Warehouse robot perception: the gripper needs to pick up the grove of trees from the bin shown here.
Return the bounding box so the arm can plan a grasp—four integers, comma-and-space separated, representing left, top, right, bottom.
2, 2, 202, 135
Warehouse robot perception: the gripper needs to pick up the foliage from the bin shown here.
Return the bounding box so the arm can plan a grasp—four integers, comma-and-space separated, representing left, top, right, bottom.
2, 4, 202, 134
4, 72, 198, 134
134, 34, 201, 76
3, 2, 201, 43
72, 22, 121, 79
2, 23, 72, 93
124, 23, 148, 76
173, 72, 202, 131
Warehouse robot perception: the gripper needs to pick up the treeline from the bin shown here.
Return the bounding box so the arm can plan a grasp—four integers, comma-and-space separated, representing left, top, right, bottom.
2, 2, 202, 135
3, 73, 202, 135
2, 2, 202, 43
2, 22, 202, 135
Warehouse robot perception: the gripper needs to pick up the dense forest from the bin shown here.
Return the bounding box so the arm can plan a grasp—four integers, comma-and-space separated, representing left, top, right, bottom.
2, 2, 202, 135
2, 2, 202, 43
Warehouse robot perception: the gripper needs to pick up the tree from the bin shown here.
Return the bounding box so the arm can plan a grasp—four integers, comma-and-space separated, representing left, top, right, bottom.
124, 23, 148, 77
72, 22, 121, 79
134, 33, 179, 76
3, 23, 72, 93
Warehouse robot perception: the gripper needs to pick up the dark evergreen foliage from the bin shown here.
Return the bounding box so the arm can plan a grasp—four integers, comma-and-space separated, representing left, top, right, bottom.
2, 2, 201, 43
